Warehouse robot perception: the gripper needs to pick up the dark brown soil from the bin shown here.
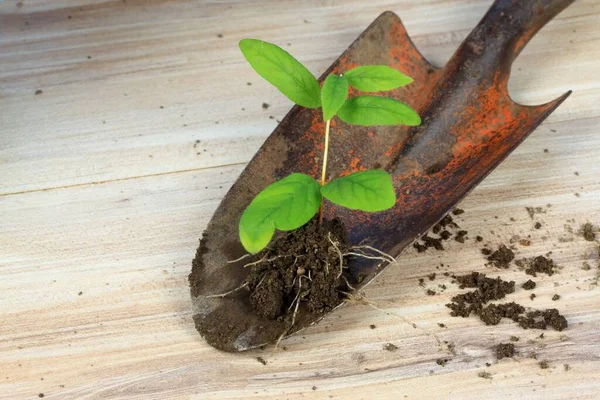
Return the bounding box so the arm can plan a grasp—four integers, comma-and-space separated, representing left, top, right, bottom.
447, 272, 568, 331
524, 256, 556, 276
552, 294, 561, 301
447, 272, 515, 317
256, 356, 267, 365
414, 214, 467, 252
581, 223, 596, 241
496, 343, 515, 360
522, 280, 536, 290
487, 245, 515, 268
244, 218, 352, 320
539, 360, 549, 369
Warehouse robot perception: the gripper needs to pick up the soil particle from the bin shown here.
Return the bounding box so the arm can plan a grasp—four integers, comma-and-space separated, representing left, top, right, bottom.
524, 256, 557, 277
526, 206, 546, 219
384, 343, 398, 352
454, 230, 468, 243
447, 272, 515, 318
552, 294, 561, 301
581, 223, 596, 241
428, 273, 436, 281
539, 360, 549, 369
564, 364, 571, 371
438, 323, 446, 328
481, 248, 492, 256
447, 273, 567, 331
476, 235, 483, 242
262, 102, 270, 109
530, 293, 536, 301
426, 289, 436, 296
487, 245, 515, 268
510, 335, 520, 342
522, 280, 536, 290
440, 230, 452, 240
244, 218, 352, 321
35, 89, 43, 95
436, 358, 449, 366
256, 357, 267, 365
496, 343, 515, 360
452, 208, 465, 215
519, 239, 531, 246
369, 324, 376, 329
477, 371, 493, 380
535, 222, 542, 229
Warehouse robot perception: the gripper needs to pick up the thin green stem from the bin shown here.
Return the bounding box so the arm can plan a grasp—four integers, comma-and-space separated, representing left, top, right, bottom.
318, 119, 331, 223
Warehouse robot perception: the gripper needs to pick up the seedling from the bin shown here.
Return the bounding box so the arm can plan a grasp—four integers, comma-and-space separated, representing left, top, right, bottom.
238, 39, 420, 253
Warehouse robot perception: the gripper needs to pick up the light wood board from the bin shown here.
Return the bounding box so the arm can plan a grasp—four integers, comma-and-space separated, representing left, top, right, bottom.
1, 0, 599, 399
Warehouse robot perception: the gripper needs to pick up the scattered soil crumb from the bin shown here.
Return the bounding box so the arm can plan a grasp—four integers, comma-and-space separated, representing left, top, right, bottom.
552, 294, 561, 301
35, 89, 43, 95
519, 239, 531, 246
452, 208, 465, 215
530, 293, 536, 301
384, 343, 398, 352
428, 273, 436, 281
455, 230, 468, 243
476, 235, 483, 242
526, 206, 546, 219
312, 386, 317, 391
436, 358, 449, 366
539, 360, 549, 369
535, 222, 542, 229
256, 357, 267, 365
426, 289, 436, 296
38, 395, 44, 399
370, 324, 376, 329
510, 335, 520, 342
522, 280, 536, 290
524, 256, 557, 276
481, 248, 492, 256
581, 223, 596, 241
447, 273, 567, 331
478, 371, 493, 380
582, 262, 591, 271
262, 102, 270, 109
564, 363, 571, 371
438, 323, 446, 328
487, 245, 515, 268
496, 343, 515, 360
414, 235, 444, 252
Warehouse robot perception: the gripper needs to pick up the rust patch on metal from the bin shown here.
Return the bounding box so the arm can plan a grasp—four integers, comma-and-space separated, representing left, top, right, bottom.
190, 0, 574, 351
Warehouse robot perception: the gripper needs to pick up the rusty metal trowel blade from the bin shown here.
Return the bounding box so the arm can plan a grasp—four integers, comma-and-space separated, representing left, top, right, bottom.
190, 0, 573, 351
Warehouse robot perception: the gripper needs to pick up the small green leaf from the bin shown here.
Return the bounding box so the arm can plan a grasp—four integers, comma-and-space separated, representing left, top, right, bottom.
337, 96, 421, 126
321, 170, 396, 212
239, 173, 322, 253
321, 74, 348, 120
344, 65, 413, 92
239, 39, 321, 108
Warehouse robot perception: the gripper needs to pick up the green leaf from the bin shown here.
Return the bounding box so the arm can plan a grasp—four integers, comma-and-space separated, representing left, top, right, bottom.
239, 39, 321, 108
337, 96, 421, 126
239, 173, 322, 253
344, 65, 413, 92
321, 74, 348, 120
321, 170, 396, 212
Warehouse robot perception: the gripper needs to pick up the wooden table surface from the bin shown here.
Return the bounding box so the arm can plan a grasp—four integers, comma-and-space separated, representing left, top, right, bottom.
1, 1, 599, 399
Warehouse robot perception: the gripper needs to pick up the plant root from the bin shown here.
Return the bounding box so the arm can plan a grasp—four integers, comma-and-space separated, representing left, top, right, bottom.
342, 291, 444, 351
205, 282, 249, 298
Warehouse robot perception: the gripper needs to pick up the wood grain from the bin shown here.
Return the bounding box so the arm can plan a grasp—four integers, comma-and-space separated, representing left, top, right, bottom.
1, 0, 599, 399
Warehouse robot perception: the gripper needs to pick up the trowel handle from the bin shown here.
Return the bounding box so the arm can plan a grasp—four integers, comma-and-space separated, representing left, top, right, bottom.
448, 0, 574, 73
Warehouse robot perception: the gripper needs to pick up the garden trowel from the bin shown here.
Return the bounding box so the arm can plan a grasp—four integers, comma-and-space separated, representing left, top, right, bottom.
190, 0, 573, 351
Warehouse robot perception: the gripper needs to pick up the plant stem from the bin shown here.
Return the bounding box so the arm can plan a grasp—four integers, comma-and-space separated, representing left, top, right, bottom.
318, 119, 331, 223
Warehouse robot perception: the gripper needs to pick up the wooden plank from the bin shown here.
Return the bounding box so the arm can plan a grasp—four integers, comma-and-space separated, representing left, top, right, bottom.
1, 0, 599, 194
1, 113, 599, 399
1, 0, 600, 398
